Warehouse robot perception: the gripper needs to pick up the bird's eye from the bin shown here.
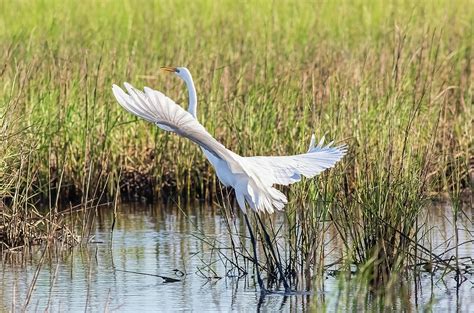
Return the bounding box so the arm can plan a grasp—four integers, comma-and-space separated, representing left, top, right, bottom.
176, 69, 180, 73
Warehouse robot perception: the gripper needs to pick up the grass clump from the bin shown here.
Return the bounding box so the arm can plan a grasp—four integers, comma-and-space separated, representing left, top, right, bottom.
0, 99, 80, 249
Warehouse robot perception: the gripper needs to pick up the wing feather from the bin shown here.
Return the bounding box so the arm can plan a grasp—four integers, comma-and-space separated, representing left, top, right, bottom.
245, 139, 347, 186
112, 83, 243, 172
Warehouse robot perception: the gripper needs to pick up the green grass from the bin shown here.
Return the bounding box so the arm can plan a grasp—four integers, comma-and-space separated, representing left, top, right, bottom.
0, 0, 472, 266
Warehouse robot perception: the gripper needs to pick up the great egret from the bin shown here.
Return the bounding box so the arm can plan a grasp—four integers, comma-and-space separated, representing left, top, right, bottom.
112, 66, 347, 292
113, 67, 346, 214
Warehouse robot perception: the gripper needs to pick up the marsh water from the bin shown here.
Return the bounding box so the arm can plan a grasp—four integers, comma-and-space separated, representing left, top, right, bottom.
1, 202, 472, 312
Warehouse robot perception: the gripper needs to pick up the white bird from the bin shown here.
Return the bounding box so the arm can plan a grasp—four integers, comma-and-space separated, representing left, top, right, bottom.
113, 66, 347, 293
112, 67, 347, 215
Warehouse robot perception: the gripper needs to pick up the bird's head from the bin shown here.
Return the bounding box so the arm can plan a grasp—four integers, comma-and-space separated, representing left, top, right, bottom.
160, 66, 192, 83
160, 66, 198, 118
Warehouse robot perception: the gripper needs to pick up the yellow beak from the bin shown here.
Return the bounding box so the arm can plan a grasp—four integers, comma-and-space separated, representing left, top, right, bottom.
160, 66, 177, 73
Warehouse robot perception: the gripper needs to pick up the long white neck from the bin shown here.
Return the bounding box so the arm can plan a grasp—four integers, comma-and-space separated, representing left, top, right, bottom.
183, 75, 197, 120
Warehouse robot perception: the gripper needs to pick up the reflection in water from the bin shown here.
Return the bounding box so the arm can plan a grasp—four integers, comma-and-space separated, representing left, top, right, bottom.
1, 202, 472, 312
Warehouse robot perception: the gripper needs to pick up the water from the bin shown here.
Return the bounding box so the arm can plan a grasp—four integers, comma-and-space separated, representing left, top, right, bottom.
1, 202, 472, 312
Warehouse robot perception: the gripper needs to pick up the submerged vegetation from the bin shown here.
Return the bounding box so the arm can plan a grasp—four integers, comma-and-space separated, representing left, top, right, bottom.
0, 0, 472, 298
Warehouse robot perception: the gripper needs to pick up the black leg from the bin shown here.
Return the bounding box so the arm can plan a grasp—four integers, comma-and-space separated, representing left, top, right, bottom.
256, 214, 291, 292
244, 213, 267, 293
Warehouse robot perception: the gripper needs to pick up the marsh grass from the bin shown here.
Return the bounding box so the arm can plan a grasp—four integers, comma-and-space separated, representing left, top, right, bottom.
1, 0, 471, 201
0, 97, 107, 249
0, 0, 472, 286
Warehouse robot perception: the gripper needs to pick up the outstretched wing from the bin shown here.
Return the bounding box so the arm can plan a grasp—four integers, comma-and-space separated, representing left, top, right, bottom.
244, 137, 347, 186
112, 83, 242, 172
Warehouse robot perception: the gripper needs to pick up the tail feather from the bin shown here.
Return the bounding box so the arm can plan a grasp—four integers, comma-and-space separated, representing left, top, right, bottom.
245, 178, 288, 214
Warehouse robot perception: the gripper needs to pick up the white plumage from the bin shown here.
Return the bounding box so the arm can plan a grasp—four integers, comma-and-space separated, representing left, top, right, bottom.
112, 68, 346, 214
